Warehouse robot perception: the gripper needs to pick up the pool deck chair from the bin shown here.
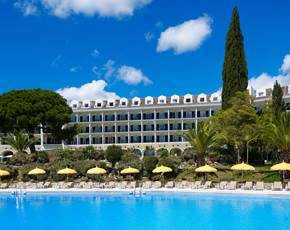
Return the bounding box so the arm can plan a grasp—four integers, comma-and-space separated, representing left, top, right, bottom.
176, 181, 187, 189
219, 181, 227, 190
142, 181, 152, 189
152, 181, 162, 189
286, 182, 290, 191
0, 183, 8, 189
227, 181, 237, 190
127, 181, 136, 189
203, 181, 212, 189
256, 182, 264, 191
192, 181, 202, 189
165, 181, 174, 188
244, 181, 253, 190
272, 181, 283, 191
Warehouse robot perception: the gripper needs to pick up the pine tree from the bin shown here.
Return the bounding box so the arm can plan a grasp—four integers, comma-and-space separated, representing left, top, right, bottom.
222, 6, 248, 110
272, 81, 285, 119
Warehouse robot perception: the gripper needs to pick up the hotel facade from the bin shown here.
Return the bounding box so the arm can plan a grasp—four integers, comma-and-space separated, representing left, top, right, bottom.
61, 86, 290, 153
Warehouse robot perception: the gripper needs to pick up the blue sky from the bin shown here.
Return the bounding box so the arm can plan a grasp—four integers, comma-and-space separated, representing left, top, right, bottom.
1, 0, 290, 101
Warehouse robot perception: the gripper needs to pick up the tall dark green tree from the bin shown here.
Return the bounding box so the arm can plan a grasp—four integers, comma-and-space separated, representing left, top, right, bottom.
272, 81, 285, 120
222, 6, 248, 110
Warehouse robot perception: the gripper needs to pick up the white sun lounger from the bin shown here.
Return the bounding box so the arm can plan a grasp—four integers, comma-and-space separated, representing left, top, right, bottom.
152, 181, 162, 189
218, 181, 227, 190
286, 182, 290, 191
192, 181, 202, 189
203, 181, 212, 189
165, 181, 174, 188
272, 181, 283, 191
142, 181, 152, 189
227, 181, 237, 190
127, 181, 136, 189
256, 182, 264, 191
243, 181, 253, 190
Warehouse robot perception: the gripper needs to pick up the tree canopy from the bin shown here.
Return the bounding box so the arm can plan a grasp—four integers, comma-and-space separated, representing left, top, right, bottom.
0, 89, 72, 137
222, 6, 248, 110
212, 91, 259, 162
272, 81, 285, 120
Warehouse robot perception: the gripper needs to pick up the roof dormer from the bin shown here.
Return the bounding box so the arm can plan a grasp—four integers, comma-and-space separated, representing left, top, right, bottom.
119, 98, 128, 107
183, 94, 193, 104
82, 99, 91, 108
107, 99, 115, 107
132, 97, 141, 106
70, 100, 79, 109
157, 95, 166, 104
94, 99, 103, 108
197, 93, 207, 103
171, 95, 179, 104
145, 96, 153, 105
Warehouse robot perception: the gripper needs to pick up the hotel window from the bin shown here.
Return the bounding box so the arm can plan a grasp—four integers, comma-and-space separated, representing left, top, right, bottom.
133, 101, 139, 106
200, 97, 205, 102
213, 97, 218, 101
258, 92, 264, 97
97, 103, 102, 107
146, 100, 152, 104
73, 104, 77, 108
159, 99, 165, 104
109, 102, 114, 106
121, 101, 127, 106
185, 98, 191, 103
172, 99, 178, 103
84, 103, 89, 107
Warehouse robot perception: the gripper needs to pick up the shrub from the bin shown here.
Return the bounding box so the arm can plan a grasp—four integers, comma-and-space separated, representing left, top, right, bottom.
156, 148, 169, 158
170, 148, 182, 156
9, 152, 31, 166
35, 151, 49, 163
159, 156, 181, 173
182, 148, 194, 161
82, 146, 105, 160
143, 156, 158, 176
105, 145, 123, 166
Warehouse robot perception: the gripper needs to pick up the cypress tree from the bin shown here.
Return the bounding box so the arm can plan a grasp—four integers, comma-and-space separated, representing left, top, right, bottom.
222, 6, 248, 110
272, 81, 285, 119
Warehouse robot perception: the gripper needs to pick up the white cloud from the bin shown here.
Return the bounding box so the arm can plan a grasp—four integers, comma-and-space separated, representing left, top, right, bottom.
69, 66, 79, 73
91, 49, 100, 57
117, 65, 152, 85
248, 73, 290, 91
14, 1, 39, 16
157, 15, 212, 54
56, 80, 119, 101
144, 32, 154, 42
248, 54, 290, 91
16, 0, 151, 18
280, 54, 290, 74
103, 59, 116, 79
92, 65, 100, 76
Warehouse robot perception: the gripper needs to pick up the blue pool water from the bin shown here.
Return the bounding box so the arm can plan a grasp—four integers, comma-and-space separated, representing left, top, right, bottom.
0, 192, 290, 230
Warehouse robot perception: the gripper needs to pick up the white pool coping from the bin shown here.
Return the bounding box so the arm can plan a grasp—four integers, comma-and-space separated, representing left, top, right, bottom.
1, 188, 290, 196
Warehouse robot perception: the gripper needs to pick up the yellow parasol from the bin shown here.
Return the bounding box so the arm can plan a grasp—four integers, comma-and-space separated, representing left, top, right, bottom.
195, 164, 217, 173
270, 161, 290, 182
87, 167, 107, 175
120, 167, 140, 175
28, 167, 46, 175
152, 165, 172, 174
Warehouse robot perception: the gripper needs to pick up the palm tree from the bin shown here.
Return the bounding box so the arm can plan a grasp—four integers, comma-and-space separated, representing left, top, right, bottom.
3, 132, 38, 153
263, 112, 290, 162
182, 122, 219, 166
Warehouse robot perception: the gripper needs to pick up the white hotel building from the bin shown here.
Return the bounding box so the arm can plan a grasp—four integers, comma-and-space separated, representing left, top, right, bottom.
62, 86, 290, 152
67, 93, 221, 152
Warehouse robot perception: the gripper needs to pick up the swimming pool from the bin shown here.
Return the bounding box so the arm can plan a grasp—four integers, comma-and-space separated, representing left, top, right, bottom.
0, 192, 289, 230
